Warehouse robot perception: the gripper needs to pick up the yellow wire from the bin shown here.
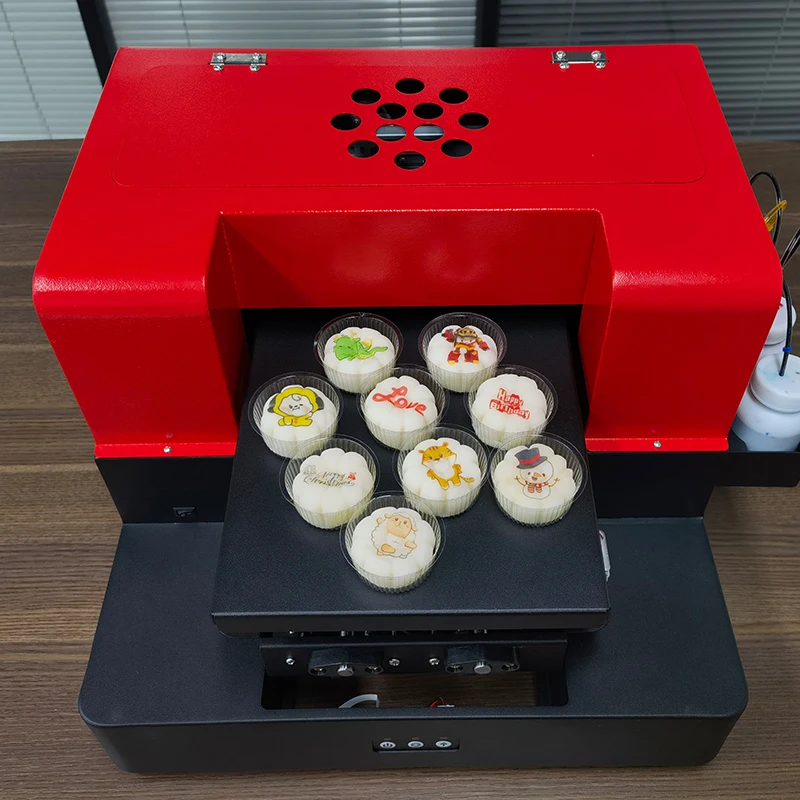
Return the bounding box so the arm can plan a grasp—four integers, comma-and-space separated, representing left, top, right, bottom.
765, 200, 788, 232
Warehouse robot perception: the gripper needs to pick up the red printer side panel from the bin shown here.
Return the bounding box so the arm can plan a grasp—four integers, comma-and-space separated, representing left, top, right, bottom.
33, 46, 781, 457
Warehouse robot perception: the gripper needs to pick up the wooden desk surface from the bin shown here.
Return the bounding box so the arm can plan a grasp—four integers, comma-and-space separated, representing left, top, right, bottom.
1, 141, 798, 799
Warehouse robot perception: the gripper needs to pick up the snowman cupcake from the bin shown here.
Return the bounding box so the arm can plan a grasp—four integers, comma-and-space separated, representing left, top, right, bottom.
344, 497, 442, 592
469, 367, 556, 448
361, 367, 444, 450
285, 438, 378, 529
399, 427, 487, 517
491, 436, 585, 526
420, 312, 506, 393
250, 372, 340, 458
316, 314, 401, 394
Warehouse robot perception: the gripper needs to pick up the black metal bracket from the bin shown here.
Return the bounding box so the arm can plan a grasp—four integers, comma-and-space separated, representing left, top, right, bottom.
77, 0, 117, 83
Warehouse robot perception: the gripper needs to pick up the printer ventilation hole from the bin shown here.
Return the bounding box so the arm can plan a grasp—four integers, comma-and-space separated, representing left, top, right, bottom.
414, 103, 443, 120
396, 78, 424, 94
440, 87, 469, 104
394, 151, 426, 170
414, 124, 444, 141
331, 113, 361, 131
348, 140, 379, 159
377, 103, 407, 120
459, 112, 489, 130
377, 124, 407, 142
352, 88, 381, 104
441, 139, 472, 158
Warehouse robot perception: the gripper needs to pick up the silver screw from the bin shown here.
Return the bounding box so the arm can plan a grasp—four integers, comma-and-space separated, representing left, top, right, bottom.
654, 440, 662, 448
591, 50, 602, 61
428, 657, 440, 666
250, 63, 261, 72
474, 661, 492, 675
285, 657, 295, 666
213, 64, 223, 72
163, 445, 172, 453
560, 62, 570, 70
337, 664, 354, 677
595, 61, 607, 70
555, 50, 566, 60
388, 658, 400, 667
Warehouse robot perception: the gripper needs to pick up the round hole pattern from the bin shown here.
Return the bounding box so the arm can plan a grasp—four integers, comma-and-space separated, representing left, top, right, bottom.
395, 151, 426, 170
331, 113, 361, 131
396, 78, 424, 94
440, 87, 469, 104
441, 139, 472, 157
352, 88, 381, 104
338, 84, 485, 168
377, 103, 406, 120
414, 124, 444, 142
348, 140, 379, 158
414, 103, 443, 120
459, 112, 489, 130
377, 124, 406, 142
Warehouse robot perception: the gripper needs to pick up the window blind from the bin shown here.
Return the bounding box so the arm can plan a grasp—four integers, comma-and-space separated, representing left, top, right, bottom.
497, 0, 800, 139
105, 0, 477, 48
0, 0, 102, 140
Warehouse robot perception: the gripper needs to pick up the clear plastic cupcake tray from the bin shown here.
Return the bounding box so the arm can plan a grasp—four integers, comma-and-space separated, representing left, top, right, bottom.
282, 436, 379, 529
394, 425, 488, 518
341, 493, 444, 593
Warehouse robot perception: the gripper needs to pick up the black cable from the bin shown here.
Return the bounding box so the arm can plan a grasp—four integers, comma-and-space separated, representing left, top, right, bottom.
779, 230, 800, 377
750, 171, 783, 245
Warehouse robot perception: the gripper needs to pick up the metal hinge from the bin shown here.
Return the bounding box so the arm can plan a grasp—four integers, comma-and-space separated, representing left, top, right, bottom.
209, 52, 267, 72
552, 50, 607, 70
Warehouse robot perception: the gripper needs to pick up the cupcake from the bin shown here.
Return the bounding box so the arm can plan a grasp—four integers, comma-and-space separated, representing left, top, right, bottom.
361, 367, 444, 450
491, 437, 584, 526
420, 312, 506, 393
285, 438, 377, 529
469, 368, 556, 448
316, 314, 401, 394
344, 500, 441, 592
399, 428, 487, 517
250, 372, 340, 458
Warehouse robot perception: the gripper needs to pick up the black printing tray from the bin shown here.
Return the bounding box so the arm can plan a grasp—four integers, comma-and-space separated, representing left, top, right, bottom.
211, 306, 609, 634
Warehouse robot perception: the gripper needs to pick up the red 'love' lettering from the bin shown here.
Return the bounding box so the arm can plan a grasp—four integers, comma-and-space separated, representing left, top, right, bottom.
372, 385, 427, 416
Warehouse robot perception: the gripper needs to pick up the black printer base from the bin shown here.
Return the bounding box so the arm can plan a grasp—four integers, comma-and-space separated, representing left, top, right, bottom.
80, 518, 746, 772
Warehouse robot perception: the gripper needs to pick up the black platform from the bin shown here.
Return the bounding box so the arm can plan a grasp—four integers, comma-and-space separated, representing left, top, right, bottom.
80, 518, 746, 772
211, 307, 610, 634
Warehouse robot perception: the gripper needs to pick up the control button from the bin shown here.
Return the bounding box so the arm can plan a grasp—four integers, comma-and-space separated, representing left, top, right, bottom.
435, 739, 453, 749
474, 660, 492, 675
407, 740, 424, 749
378, 741, 396, 750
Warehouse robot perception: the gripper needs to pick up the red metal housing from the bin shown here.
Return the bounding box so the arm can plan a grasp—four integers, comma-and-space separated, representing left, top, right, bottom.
34, 46, 782, 457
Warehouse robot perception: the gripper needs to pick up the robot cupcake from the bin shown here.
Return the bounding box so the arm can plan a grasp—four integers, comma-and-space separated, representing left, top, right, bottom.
420, 312, 506, 393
